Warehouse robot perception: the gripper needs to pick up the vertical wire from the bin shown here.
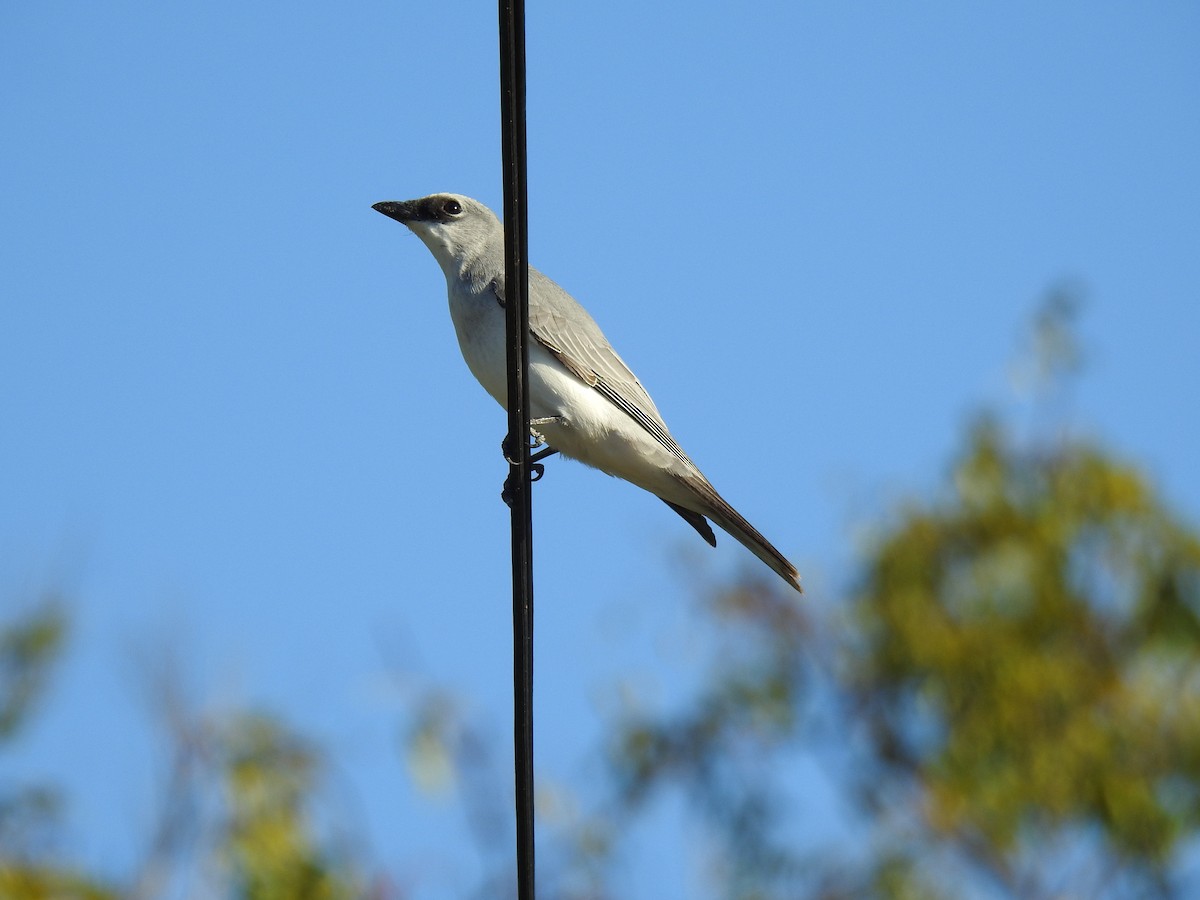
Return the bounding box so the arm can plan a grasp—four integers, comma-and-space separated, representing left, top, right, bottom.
498, 0, 535, 897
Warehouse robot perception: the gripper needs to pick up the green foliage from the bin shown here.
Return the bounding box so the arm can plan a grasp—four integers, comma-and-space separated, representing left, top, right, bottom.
6, 297, 1200, 898
588, 296, 1200, 897
854, 416, 1200, 867
215, 713, 362, 900
0, 609, 364, 900
601, 412, 1200, 897
0, 866, 120, 900
599, 408, 1200, 896
0, 602, 65, 742
0, 600, 120, 900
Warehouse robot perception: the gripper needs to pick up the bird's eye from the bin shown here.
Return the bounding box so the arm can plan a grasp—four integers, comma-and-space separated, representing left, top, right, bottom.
443, 199, 462, 216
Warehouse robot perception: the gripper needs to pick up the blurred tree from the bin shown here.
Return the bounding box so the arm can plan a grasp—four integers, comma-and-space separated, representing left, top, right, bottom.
0, 599, 370, 899
128, 704, 374, 899
601, 295, 1200, 898
0, 601, 65, 742
850, 414, 1200, 893
215, 713, 363, 900
6, 295, 1200, 900
0, 599, 120, 899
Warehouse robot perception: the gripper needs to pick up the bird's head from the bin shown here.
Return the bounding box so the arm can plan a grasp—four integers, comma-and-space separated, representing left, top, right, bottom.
372, 193, 503, 279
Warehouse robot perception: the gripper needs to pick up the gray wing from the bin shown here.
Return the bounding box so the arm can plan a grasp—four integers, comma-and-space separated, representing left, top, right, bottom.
492, 271, 695, 469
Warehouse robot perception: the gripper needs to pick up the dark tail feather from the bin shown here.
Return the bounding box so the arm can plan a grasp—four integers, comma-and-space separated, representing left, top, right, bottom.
662, 499, 717, 547
675, 474, 803, 593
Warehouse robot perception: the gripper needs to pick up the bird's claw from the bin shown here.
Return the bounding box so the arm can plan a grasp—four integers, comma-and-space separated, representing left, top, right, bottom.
501, 433, 521, 466
503, 419, 563, 463
501, 462, 547, 506
528, 416, 564, 449
501, 422, 561, 504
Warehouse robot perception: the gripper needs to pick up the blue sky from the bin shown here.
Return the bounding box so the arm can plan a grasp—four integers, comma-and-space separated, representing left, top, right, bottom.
2, 2, 1198, 895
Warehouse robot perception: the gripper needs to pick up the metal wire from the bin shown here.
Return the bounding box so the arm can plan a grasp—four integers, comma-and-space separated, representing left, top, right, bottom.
498, 0, 535, 896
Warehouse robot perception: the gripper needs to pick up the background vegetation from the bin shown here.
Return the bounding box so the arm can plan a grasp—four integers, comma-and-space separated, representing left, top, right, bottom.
4, 302, 1199, 899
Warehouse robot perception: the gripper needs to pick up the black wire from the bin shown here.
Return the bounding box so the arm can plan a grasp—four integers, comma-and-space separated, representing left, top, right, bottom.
498, 1, 535, 897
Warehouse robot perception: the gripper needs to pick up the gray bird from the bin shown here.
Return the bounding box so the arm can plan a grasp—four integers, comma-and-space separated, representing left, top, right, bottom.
373, 193, 802, 593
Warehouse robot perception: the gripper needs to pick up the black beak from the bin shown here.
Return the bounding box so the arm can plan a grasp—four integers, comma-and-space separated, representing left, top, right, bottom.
372, 200, 418, 223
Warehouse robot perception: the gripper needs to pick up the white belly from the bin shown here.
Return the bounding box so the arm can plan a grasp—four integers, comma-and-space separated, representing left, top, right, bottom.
446, 282, 693, 505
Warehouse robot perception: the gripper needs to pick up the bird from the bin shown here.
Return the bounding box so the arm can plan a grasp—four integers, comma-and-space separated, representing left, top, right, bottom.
372, 193, 802, 593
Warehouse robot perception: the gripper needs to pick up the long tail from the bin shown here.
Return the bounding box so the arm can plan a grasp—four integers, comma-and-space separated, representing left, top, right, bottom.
675, 473, 803, 593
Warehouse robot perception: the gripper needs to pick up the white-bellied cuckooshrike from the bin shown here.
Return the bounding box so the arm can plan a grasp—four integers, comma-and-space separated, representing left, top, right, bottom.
373, 193, 802, 593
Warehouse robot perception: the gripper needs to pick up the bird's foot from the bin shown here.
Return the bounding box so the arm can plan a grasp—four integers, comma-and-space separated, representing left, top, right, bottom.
500, 423, 561, 506
528, 416, 563, 448
501, 462, 546, 507
501, 417, 565, 463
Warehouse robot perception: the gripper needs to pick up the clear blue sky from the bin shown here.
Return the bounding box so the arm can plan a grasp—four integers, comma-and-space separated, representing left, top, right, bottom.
2, 2, 1198, 896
